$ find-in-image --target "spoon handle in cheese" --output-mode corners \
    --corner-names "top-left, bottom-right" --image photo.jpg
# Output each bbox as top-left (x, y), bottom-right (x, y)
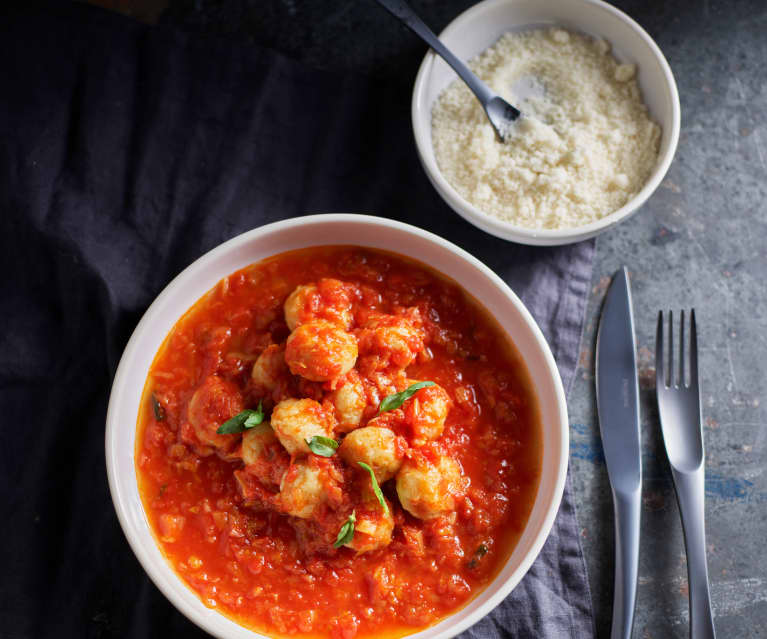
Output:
top-left (374, 0), bottom-right (495, 105)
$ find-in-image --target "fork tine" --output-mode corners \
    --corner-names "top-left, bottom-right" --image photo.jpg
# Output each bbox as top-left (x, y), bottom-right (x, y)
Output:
top-left (690, 309), bottom-right (698, 388)
top-left (668, 310), bottom-right (674, 388)
top-left (679, 309), bottom-right (686, 387)
top-left (656, 311), bottom-right (665, 389)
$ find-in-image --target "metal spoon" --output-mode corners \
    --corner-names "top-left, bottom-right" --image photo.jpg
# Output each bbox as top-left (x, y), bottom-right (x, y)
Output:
top-left (375, 0), bottom-right (522, 141)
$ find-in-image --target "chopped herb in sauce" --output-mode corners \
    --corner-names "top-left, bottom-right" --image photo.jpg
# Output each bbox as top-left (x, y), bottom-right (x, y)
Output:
top-left (467, 543), bottom-right (489, 569)
top-left (151, 393), bottom-right (166, 421)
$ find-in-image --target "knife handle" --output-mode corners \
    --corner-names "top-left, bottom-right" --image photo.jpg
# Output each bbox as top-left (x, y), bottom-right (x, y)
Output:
top-left (610, 487), bottom-right (641, 639)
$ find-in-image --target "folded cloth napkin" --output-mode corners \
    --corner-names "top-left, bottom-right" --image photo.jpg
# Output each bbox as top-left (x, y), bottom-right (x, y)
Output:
top-left (0, 4), bottom-right (595, 637)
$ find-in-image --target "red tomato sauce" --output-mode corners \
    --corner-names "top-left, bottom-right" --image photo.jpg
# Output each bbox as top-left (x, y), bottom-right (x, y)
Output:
top-left (136, 247), bottom-right (542, 638)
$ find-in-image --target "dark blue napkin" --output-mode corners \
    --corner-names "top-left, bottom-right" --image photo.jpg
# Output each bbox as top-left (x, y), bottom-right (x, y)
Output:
top-left (0, 4), bottom-right (595, 637)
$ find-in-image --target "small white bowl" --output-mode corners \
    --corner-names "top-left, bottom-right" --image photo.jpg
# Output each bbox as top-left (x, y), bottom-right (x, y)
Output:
top-left (105, 214), bottom-right (568, 639)
top-left (412, 0), bottom-right (681, 246)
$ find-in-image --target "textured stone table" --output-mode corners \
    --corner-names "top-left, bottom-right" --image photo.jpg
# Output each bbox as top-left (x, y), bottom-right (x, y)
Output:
top-left (95, 0), bottom-right (767, 635)
top-left (567, 2), bottom-right (767, 636)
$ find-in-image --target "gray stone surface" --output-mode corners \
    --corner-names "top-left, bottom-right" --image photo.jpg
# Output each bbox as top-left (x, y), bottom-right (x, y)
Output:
top-left (149, 0), bottom-right (767, 635)
top-left (568, 2), bottom-right (767, 635)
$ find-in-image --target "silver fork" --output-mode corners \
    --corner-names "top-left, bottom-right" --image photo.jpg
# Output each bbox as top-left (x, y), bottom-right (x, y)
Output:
top-left (656, 310), bottom-right (716, 639)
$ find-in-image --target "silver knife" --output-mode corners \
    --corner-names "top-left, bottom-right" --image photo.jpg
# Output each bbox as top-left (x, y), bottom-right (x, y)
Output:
top-left (596, 267), bottom-right (642, 639)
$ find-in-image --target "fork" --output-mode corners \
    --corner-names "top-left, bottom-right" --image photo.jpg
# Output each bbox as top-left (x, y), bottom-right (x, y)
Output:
top-left (656, 310), bottom-right (716, 639)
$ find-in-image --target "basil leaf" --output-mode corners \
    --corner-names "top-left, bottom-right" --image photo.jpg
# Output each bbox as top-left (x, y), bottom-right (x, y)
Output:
top-left (216, 412), bottom-right (249, 434)
top-left (306, 435), bottom-right (339, 457)
top-left (244, 406), bottom-right (265, 428)
top-left (333, 511), bottom-right (356, 549)
top-left (358, 462), bottom-right (388, 514)
top-left (216, 402), bottom-right (265, 434)
top-left (151, 393), bottom-right (166, 421)
top-left (377, 381), bottom-right (436, 415)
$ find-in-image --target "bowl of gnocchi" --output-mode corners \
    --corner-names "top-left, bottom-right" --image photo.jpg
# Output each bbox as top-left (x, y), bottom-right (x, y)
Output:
top-left (106, 214), bottom-right (568, 639)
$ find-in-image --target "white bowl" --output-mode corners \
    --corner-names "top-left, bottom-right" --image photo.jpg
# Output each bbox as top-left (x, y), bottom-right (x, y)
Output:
top-left (412, 0), bottom-right (681, 246)
top-left (105, 214), bottom-right (568, 639)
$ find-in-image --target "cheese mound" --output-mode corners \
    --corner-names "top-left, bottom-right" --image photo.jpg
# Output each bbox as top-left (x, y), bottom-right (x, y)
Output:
top-left (431, 28), bottom-right (661, 230)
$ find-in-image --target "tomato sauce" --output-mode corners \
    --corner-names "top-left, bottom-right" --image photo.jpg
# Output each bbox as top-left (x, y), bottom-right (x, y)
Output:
top-left (136, 247), bottom-right (542, 638)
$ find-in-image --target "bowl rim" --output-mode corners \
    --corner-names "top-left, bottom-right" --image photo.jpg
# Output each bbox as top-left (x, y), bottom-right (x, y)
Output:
top-left (105, 213), bottom-right (569, 639)
top-left (411, 0), bottom-right (681, 245)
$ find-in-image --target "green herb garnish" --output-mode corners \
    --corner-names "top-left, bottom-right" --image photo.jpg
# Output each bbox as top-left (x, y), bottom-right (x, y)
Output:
top-left (216, 402), bottom-right (265, 434)
top-left (358, 462), bottom-right (388, 513)
top-left (333, 511), bottom-right (356, 548)
top-left (306, 435), bottom-right (339, 457)
top-left (151, 393), bottom-right (166, 421)
top-left (467, 543), bottom-right (489, 569)
top-left (377, 381), bottom-right (436, 415)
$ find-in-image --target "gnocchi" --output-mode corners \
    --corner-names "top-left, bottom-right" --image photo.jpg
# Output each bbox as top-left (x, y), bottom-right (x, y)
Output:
top-left (284, 279), bottom-right (354, 331)
top-left (404, 381), bottom-right (451, 445)
top-left (271, 398), bottom-right (336, 456)
top-left (357, 312), bottom-right (425, 370)
top-left (186, 375), bottom-right (244, 452)
top-left (327, 374), bottom-right (367, 432)
top-left (396, 454), bottom-right (463, 520)
top-left (242, 423), bottom-right (277, 465)
top-left (345, 500), bottom-right (394, 553)
top-left (279, 459), bottom-right (328, 519)
top-left (239, 424), bottom-right (291, 489)
top-left (339, 427), bottom-right (404, 483)
top-left (251, 344), bottom-right (288, 392)
top-left (285, 320), bottom-right (358, 382)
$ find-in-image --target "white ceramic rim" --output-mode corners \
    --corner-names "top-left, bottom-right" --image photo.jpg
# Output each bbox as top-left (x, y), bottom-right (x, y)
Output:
top-left (411, 0), bottom-right (682, 245)
top-left (105, 213), bottom-right (569, 639)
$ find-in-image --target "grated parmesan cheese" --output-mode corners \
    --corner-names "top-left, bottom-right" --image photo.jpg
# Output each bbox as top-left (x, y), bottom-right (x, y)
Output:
top-left (431, 28), bottom-right (661, 230)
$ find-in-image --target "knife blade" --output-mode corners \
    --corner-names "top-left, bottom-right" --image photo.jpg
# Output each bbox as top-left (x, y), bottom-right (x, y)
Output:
top-left (596, 266), bottom-right (642, 639)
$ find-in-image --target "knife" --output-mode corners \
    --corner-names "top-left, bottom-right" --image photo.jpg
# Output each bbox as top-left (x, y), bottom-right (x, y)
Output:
top-left (596, 267), bottom-right (642, 639)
